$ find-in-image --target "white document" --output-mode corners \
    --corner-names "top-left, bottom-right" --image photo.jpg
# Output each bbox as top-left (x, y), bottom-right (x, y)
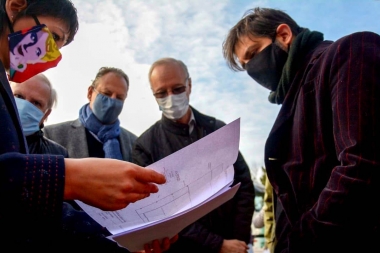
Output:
top-left (112, 183), bottom-right (240, 252)
top-left (76, 118), bottom-right (241, 251)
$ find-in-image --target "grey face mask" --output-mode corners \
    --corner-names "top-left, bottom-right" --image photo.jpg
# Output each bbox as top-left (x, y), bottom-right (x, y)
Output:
top-left (156, 92), bottom-right (189, 120)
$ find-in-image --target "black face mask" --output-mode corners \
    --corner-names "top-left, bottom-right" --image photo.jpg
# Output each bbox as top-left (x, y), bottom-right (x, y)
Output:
top-left (245, 42), bottom-right (288, 91)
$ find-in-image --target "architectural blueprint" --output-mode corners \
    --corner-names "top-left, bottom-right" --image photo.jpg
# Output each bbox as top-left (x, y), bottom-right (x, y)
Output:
top-left (112, 183), bottom-right (240, 251)
top-left (76, 118), bottom-right (241, 250)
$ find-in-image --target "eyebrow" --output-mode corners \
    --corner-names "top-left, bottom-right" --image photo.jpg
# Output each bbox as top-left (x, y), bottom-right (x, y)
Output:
top-left (155, 83), bottom-right (185, 91)
top-left (60, 30), bottom-right (68, 45)
top-left (102, 87), bottom-right (127, 97)
top-left (54, 25), bottom-right (69, 45)
top-left (33, 97), bottom-right (45, 106)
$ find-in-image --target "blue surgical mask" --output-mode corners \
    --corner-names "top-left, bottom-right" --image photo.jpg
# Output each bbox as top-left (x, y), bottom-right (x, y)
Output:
top-left (14, 97), bottom-right (44, 136)
top-left (156, 92), bottom-right (189, 120)
top-left (92, 92), bottom-right (124, 124)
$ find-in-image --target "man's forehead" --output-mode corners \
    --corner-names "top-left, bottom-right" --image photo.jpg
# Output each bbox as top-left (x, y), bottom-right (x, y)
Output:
top-left (95, 74), bottom-right (129, 98)
top-left (152, 64), bottom-right (186, 83)
top-left (23, 79), bottom-right (50, 95)
top-left (98, 73), bottom-right (128, 86)
top-left (20, 74), bottom-right (49, 88)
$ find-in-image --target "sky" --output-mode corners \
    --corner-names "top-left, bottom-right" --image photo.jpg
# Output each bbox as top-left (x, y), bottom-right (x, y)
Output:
top-left (43, 0), bottom-right (380, 180)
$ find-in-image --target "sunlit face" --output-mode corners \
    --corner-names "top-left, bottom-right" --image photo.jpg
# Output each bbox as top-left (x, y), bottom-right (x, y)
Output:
top-left (234, 35), bottom-right (272, 69)
top-left (150, 62), bottom-right (191, 99)
top-left (10, 75), bottom-right (51, 125)
top-left (88, 72), bottom-right (129, 109)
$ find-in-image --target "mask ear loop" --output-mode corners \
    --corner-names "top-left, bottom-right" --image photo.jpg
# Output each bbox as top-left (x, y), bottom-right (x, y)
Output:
top-left (5, 13), bottom-right (14, 33)
top-left (6, 14), bottom-right (40, 34)
top-left (32, 15), bottom-right (40, 26)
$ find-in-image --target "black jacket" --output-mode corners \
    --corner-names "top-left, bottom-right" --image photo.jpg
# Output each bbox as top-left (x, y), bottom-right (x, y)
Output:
top-left (27, 129), bottom-right (68, 157)
top-left (132, 106), bottom-right (255, 253)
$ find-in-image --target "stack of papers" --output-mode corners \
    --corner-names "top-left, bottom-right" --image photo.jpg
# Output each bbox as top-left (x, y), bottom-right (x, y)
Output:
top-left (76, 118), bottom-right (241, 251)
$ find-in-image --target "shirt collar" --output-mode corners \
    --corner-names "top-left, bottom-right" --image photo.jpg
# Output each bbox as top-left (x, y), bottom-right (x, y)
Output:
top-left (188, 108), bottom-right (196, 134)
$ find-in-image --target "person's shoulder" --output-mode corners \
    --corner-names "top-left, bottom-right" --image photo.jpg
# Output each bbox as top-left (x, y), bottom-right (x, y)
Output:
top-left (43, 119), bottom-right (81, 139)
top-left (191, 106), bottom-right (220, 123)
top-left (44, 119), bottom-right (79, 130)
top-left (135, 120), bottom-right (162, 141)
top-left (321, 31), bottom-right (380, 61)
top-left (119, 126), bottom-right (137, 139)
top-left (191, 106), bottom-right (227, 130)
top-left (214, 118), bottom-right (227, 129)
top-left (343, 31), bottom-right (379, 39)
top-left (333, 31), bottom-right (380, 46)
top-left (42, 136), bottom-right (69, 157)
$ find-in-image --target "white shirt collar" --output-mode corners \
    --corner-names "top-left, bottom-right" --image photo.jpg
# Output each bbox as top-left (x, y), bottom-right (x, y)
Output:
top-left (189, 108), bottom-right (196, 134)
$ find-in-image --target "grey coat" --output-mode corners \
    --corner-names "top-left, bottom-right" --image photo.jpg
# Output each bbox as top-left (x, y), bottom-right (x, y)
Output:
top-left (44, 119), bottom-right (137, 161)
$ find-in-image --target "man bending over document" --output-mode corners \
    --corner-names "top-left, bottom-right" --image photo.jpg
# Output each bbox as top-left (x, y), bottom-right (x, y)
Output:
top-left (132, 57), bottom-right (255, 253)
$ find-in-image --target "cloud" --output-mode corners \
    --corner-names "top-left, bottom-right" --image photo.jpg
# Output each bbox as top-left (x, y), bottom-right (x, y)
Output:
top-left (44, 0), bottom-right (380, 173)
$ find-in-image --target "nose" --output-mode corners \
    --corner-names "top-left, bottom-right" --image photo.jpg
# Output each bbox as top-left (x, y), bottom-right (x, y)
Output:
top-left (166, 90), bottom-right (175, 96)
top-left (240, 58), bottom-right (252, 66)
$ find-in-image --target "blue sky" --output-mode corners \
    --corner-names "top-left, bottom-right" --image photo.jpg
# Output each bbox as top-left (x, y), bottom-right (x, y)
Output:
top-left (44, 0), bottom-right (380, 179)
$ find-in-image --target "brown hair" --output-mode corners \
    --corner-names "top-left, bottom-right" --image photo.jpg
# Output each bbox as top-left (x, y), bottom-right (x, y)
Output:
top-left (222, 7), bottom-right (301, 71)
top-left (91, 66), bottom-right (130, 88)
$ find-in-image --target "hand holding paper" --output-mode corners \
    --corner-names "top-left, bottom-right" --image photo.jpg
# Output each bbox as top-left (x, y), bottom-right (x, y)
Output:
top-left (76, 118), bottom-right (242, 251)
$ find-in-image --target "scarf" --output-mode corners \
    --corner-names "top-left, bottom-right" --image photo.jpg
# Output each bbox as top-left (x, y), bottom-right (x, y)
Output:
top-left (268, 29), bottom-right (324, 104)
top-left (79, 103), bottom-right (123, 160)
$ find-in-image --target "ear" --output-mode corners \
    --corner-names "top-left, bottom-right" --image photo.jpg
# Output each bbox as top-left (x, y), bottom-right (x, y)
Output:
top-left (187, 77), bottom-right (192, 95)
top-left (275, 24), bottom-right (293, 48)
top-left (87, 86), bottom-right (94, 101)
top-left (5, 0), bottom-right (28, 22)
top-left (40, 108), bottom-right (51, 125)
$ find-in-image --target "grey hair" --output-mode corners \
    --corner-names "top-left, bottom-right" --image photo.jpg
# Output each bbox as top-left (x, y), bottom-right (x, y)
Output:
top-left (35, 73), bottom-right (57, 109)
top-left (148, 57), bottom-right (190, 85)
top-left (222, 7), bottom-right (301, 71)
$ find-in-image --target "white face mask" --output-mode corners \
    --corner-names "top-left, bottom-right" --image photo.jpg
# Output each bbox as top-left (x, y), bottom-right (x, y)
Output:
top-left (156, 92), bottom-right (189, 120)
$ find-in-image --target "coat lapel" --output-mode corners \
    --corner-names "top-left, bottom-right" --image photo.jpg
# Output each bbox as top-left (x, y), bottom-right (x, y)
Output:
top-left (71, 119), bottom-right (90, 158)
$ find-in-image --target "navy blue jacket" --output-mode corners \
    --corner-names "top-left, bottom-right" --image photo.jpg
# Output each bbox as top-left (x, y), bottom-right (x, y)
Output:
top-left (0, 61), bottom-right (65, 249)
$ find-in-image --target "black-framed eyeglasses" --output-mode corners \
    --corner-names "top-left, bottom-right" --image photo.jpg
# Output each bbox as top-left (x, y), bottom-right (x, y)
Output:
top-left (153, 78), bottom-right (189, 99)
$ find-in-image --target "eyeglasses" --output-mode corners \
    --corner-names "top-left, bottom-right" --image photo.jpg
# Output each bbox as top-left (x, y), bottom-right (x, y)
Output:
top-left (153, 79), bottom-right (189, 99)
